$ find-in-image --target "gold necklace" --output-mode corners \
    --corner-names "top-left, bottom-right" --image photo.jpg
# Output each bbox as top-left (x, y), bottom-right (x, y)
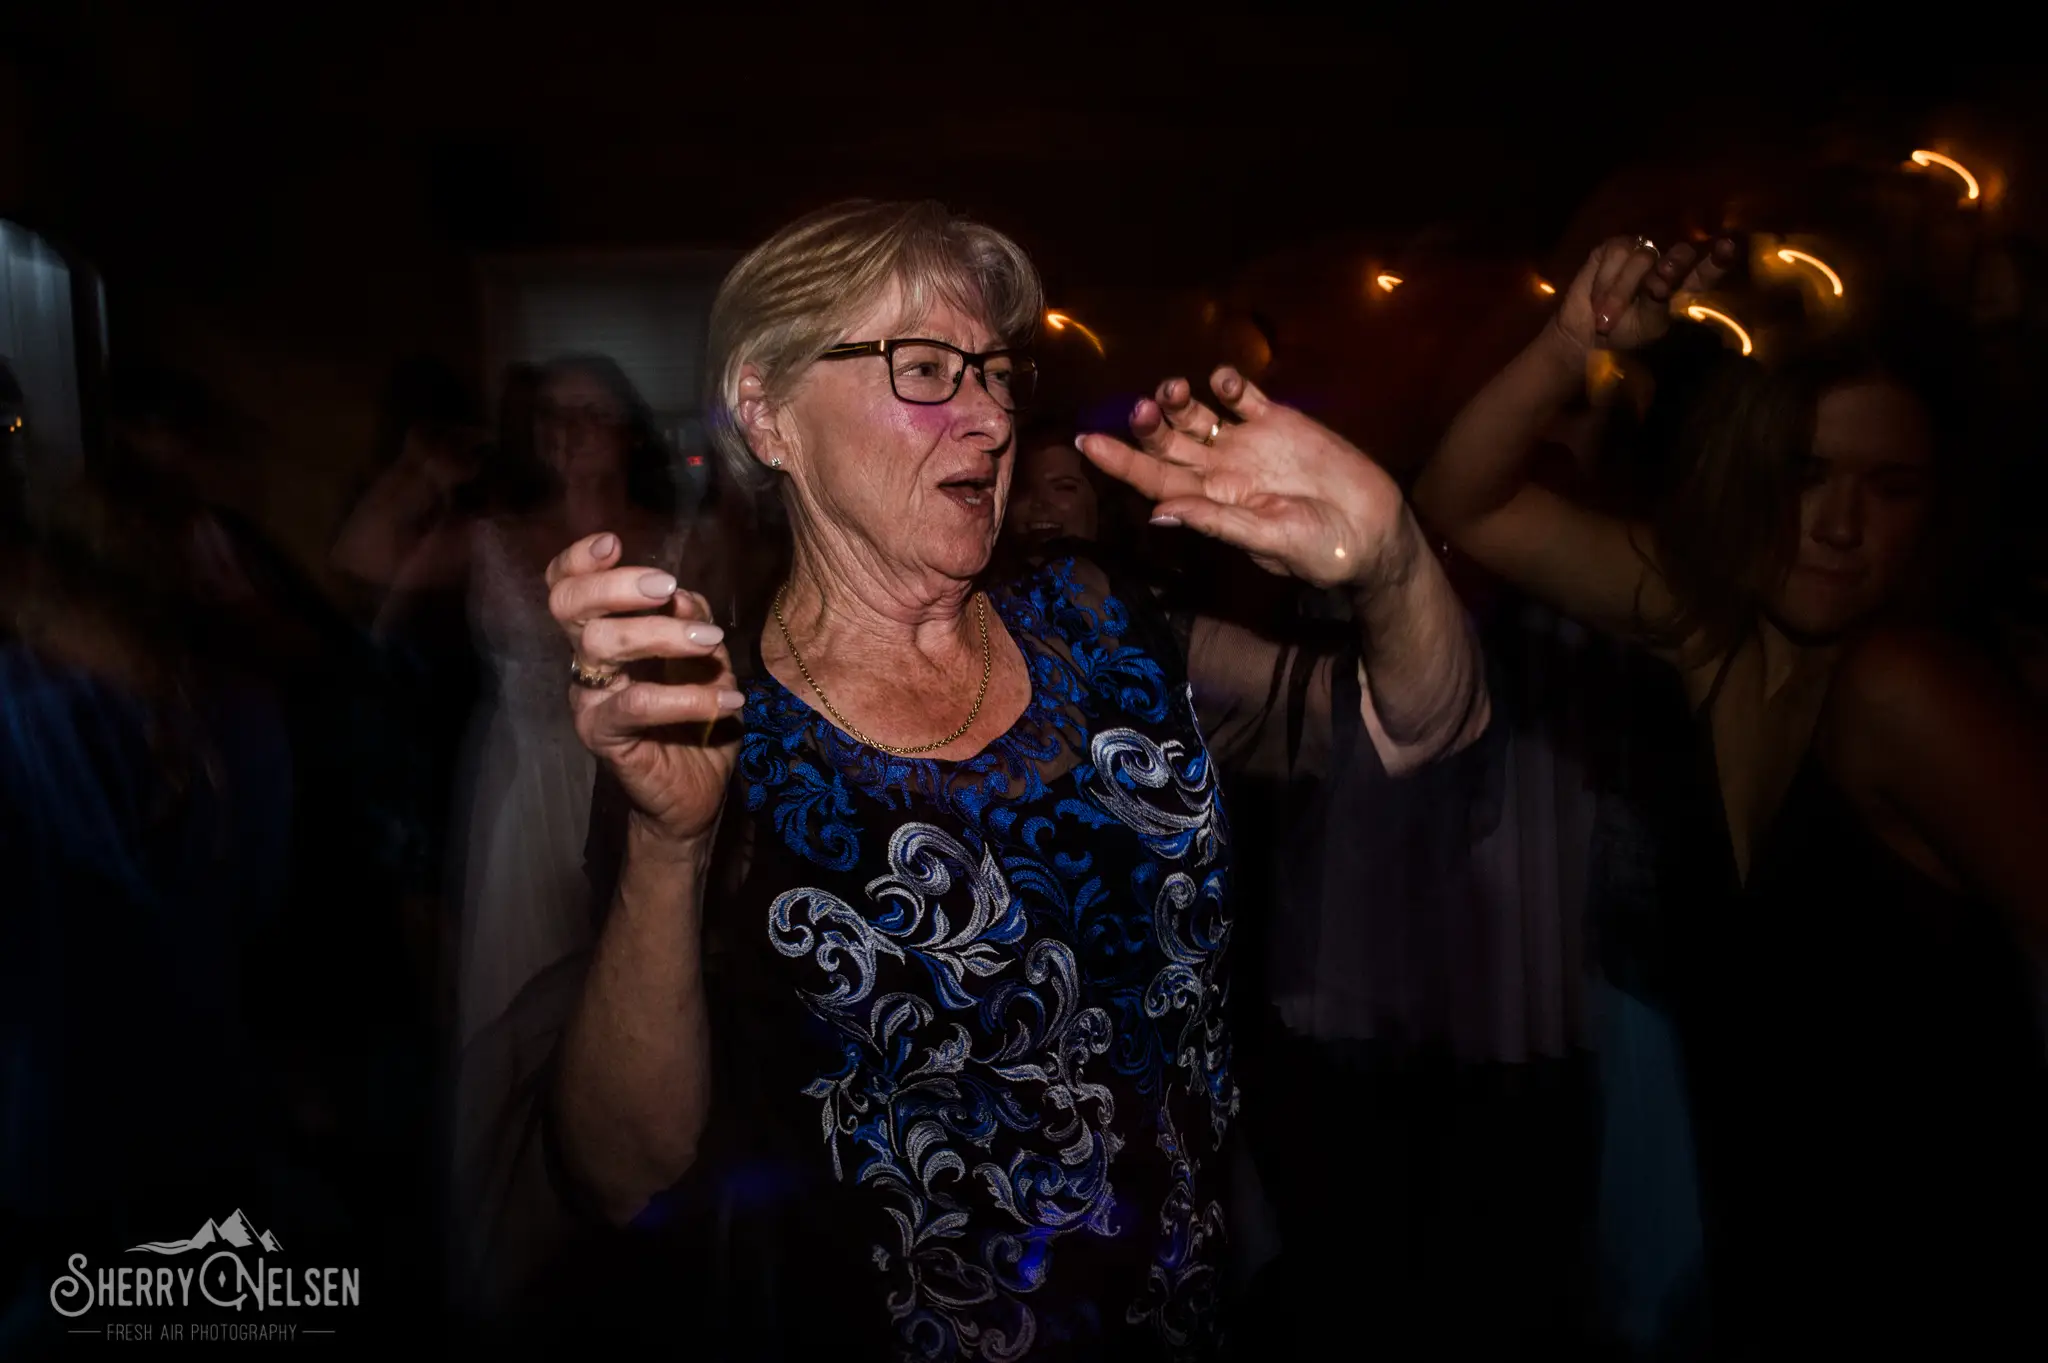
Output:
top-left (772, 585), bottom-right (991, 756)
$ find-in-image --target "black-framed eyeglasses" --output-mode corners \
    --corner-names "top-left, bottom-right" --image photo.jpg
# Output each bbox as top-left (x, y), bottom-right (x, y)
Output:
top-left (819, 338), bottom-right (1037, 412)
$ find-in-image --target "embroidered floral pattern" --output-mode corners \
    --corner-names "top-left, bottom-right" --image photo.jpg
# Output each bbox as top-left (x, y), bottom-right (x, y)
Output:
top-left (737, 560), bottom-right (1237, 1360)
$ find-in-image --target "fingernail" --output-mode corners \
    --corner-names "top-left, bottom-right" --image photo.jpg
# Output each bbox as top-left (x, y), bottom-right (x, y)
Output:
top-left (1595, 311), bottom-right (1613, 331)
top-left (592, 533), bottom-right (618, 558)
top-left (1132, 401), bottom-right (1147, 422)
top-left (716, 689), bottom-right (746, 712)
top-left (686, 624), bottom-right (724, 646)
top-left (1150, 514), bottom-right (1183, 528)
top-left (639, 571), bottom-right (677, 598)
top-left (1073, 435), bottom-right (1088, 451)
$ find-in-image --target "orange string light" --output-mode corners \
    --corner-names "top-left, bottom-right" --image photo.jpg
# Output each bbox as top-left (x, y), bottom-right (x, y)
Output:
top-left (1686, 305), bottom-right (1754, 355)
top-left (1043, 311), bottom-right (1104, 355)
top-left (1777, 248), bottom-right (1844, 297)
top-left (1910, 150), bottom-right (1981, 202)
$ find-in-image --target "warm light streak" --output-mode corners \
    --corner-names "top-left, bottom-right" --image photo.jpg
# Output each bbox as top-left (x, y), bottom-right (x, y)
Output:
top-left (1375, 273), bottom-right (1403, 292)
top-left (1586, 349), bottom-right (1626, 398)
top-left (1777, 248), bottom-right (1844, 297)
top-left (1687, 305), bottom-right (1754, 355)
top-left (1536, 279), bottom-right (1556, 295)
top-left (1911, 149), bottom-right (1980, 201)
top-left (1043, 311), bottom-right (1104, 355)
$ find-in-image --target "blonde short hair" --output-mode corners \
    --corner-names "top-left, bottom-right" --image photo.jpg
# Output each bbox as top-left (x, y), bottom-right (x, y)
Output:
top-left (704, 200), bottom-right (1044, 493)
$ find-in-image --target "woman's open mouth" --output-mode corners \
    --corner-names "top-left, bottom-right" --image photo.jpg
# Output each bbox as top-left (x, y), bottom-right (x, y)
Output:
top-left (938, 475), bottom-right (995, 510)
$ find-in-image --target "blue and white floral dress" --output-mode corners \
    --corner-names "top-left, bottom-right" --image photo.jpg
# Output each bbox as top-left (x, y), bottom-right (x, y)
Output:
top-left (666, 556), bottom-right (1239, 1362)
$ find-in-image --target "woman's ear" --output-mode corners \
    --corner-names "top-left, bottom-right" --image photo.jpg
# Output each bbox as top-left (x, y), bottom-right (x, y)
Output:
top-left (736, 368), bottom-right (791, 472)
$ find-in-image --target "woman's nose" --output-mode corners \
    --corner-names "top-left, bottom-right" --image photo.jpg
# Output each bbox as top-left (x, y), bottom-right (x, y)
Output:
top-left (952, 368), bottom-right (1012, 436)
top-left (1812, 478), bottom-right (1864, 549)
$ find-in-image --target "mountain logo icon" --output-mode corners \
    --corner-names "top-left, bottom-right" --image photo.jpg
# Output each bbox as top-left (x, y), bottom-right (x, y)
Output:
top-left (127, 1210), bottom-right (284, 1256)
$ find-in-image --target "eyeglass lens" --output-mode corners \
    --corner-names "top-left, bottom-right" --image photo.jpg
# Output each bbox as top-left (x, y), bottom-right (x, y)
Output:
top-left (888, 343), bottom-right (1036, 410)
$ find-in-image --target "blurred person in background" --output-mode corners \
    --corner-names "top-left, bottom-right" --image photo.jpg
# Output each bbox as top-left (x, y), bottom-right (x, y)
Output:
top-left (1418, 234), bottom-right (2048, 1356)
top-left (337, 354), bottom-right (689, 1047)
top-left (334, 353), bottom-right (715, 1318)
top-left (1, 360), bottom-right (298, 1355)
top-left (334, 357), bottom-right (494, 1023)
top-left (996, 416), bottom-right (1180, 598)
top-left (1224, 253), bottom-right (1714, 1360)
top-left (1003, 420), bottom-right (1110, 550)
top-left (99, 364), bottom-right (348, 673)
top-left (339, 357), bottom-right (491, 624)
top-left (96, 362), bottom-right (436, 1324)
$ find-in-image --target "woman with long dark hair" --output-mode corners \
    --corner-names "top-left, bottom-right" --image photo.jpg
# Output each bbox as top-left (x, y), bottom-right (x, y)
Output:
top-left (1415, 235), bottom-right (2048, 1356)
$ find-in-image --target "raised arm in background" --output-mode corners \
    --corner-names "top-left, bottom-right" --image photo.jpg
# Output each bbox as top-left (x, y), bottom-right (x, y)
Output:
top-left (1413, 235), bottom-right (1737, 647)
top-left (330, 426), bottom-right (479, 591)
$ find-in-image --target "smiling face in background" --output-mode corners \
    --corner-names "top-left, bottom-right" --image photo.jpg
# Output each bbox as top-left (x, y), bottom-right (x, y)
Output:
top-left (1767, 379), bottom-right (1937, 638)
top-left (1005, 440), bottom-right (1100, 549)
top-left (771, 287), bottom-right (1016, 587)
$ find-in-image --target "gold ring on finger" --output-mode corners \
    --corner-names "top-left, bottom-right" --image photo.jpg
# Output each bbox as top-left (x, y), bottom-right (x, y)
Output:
top-left (1192, 419), bottom-right (1220, 447)
top-left (569, 656), bottom-right (619, 689)
top-left (1633, 235), bottom-right (1657, 254)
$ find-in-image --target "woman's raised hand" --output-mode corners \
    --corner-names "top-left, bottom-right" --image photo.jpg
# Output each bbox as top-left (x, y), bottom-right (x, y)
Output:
top-left (1077, 368), bottom-right (1410, 590)
top-left (1554, 234), bottom-right (1741, 357)
top-left (546, 532), bottom-right (744, 851)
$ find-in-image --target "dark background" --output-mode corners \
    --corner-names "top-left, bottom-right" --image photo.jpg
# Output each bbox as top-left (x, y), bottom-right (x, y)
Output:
top-left (7, 7), bottom-right (2041, 590)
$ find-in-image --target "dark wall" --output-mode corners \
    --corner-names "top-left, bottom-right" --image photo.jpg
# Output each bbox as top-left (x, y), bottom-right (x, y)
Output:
top-left (5, 5), bottom-right (2038, 585)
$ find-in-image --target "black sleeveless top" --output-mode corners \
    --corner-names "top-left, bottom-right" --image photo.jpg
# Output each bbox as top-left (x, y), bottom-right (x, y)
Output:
top-left (633, 557), bottom-right (1239, 1362)
top-left (1659, 657), bottom-right (2048, 1355)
